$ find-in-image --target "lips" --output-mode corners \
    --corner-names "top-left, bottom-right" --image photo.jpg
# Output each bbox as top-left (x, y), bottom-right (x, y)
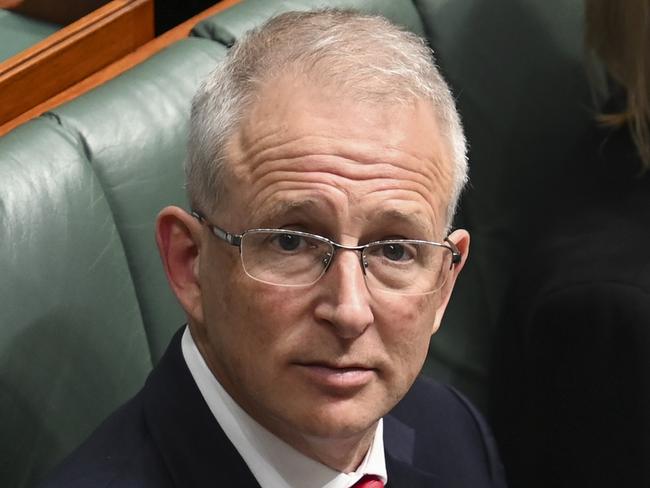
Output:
top-left (295, 361), bottom-right (377, 391)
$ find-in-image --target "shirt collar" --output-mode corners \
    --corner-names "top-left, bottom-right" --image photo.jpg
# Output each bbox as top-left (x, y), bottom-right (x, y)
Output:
top-left (181, 326), bottom-right (387, 488)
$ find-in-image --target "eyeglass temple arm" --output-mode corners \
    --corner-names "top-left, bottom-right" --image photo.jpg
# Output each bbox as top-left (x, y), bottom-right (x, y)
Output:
top-left (191, 209), bottom-right (242, 247)
top-left (444, 237), bottom-right (462, 265)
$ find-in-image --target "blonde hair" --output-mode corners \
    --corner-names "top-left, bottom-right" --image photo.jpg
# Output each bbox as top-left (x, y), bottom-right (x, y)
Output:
top-left (585, 0), bottom-right (650, 170)
top-left (186, 9), bottom-right (467, 229)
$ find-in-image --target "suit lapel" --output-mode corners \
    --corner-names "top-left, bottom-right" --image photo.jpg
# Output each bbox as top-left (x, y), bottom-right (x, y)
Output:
top-left (384, 413), bottom-right (441, 487)
top-left (142, 328), bottom-right (260, 487)
top-left (385, 454), bottom-right (442, 488)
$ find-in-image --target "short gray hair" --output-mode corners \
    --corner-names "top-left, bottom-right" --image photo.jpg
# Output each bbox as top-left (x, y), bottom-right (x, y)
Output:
top-left (186, 9), bottom-right (467, 229)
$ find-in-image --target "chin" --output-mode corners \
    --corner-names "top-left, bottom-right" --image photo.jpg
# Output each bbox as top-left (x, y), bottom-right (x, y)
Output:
top-left (289, 399), bottom-right (384, 440)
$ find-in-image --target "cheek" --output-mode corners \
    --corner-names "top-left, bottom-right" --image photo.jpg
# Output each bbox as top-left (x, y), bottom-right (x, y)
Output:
top-left (379, 294), bottom-right (439, 374)
top-left (219, 280), bottom-right (312, 355)
top-left (202, 250), bottom-right (240, 323)
top-left (249, 286), bottom-right (315, 344)
top-left (200, 251), bottom-right (262, 360)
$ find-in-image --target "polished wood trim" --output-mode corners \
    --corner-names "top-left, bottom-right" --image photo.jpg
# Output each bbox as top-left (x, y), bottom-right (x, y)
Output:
top-left (0, 0), bottom-right (240, 136)
top-left (0, 0), bottom-right (154, 128)
top-left (5, 0), bottom-right (111, 26)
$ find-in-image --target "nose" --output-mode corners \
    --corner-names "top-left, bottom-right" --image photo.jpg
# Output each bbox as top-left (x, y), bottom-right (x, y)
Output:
top-left (313, 248), bottom-right (374, 339)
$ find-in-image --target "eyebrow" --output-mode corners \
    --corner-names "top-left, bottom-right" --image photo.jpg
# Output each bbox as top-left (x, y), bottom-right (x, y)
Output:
top-left (371, 208), bottom-right (435, 238)
top-left (253, 200), bottom-right (436, 237)
top-left (251, 199), bottom-right (324, 226)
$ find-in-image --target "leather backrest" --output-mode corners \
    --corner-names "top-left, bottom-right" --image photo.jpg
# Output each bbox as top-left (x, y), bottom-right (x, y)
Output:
top-left (0, 118), bottom-right (152, 487)
top-left (48, 38), bottom-right (229, 361)
top-left (191, 0), bottom-right (426, 43)
top-left (0, 9), bottom-right (59, 62)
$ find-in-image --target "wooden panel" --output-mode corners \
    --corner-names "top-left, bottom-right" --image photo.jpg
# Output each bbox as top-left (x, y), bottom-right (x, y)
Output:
top-left (4, 0), bottom-right (112, 26)
top-left (0, 0), bottom-right (240, 137)
top-left (0, 0), bottom-right (154, 126)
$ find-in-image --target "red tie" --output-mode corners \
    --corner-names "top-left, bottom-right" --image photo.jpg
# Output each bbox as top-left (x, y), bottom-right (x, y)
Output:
top-left (351, 474), bottom-right (384, 488)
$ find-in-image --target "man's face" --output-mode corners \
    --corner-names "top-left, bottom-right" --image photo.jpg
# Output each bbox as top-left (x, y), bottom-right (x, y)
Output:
top-left (194, 77), bottom-right (465, 452)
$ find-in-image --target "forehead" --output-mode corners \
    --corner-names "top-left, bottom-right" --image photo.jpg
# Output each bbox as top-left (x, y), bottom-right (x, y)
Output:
top-left (224, 76), bottom-right (454, 234)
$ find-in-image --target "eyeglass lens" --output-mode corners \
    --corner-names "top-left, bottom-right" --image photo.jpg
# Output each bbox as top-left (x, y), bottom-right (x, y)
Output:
top-left (239, 230), bottom-right (453, 294)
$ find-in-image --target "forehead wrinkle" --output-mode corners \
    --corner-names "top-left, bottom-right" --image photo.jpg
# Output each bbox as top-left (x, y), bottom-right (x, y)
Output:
top-left (246, 166), bottom-right (440, 214)
top-left (245, 153), bottom-right (444, 199)
top-left (236, 91), bottom-right (441, 164)
top-left (230, 121), bottom-right (454, 231)
top-left (242, 162), bottom-right (448, 232)
top-left (235, 129), bottom-right (444, 179)
top-left (250, 161), bottom-right (447, 207)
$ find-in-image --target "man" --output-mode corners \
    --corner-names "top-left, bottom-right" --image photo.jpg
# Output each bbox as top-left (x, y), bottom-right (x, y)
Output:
top-left (42, 9), bottom-right (505, 488)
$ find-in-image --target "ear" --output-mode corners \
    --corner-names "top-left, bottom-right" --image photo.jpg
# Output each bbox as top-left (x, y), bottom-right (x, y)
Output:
top-left (431, 228), bottom-right (470, 334)
top-left (155, 206), bottom-right (205, 325)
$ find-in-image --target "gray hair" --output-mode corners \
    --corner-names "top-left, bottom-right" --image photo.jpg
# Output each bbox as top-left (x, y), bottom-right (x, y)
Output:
top-left (186, 9), bottom-right (467, 229)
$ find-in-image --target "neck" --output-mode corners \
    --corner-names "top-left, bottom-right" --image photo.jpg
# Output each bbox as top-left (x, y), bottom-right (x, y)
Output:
top-left (282, 423), bottom-right (378, 473)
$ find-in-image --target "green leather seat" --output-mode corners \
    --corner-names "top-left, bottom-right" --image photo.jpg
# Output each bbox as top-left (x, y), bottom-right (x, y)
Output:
top-left (1, 37), bottom-right (226, 487)
top-left (48, 38), bottom-right (228, 361)
top-left (191, 0), bottom-right (427, 42)
top-left (0, 9), bottom-right (59, 62)
top-left (0, 118), bottom-right (151, 487)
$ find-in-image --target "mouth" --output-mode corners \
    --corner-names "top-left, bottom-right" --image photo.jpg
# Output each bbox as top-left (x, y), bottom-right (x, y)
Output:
top-left (294, 362), bottom-right (377, 391)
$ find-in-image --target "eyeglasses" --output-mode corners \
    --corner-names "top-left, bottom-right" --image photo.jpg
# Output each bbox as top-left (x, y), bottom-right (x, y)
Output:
top-left (192, 209), bottom-right (461, 295)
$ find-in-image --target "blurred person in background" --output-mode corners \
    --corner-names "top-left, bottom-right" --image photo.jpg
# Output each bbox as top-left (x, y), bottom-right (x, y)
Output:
top-left (490, 1), bottom-right (650, 487)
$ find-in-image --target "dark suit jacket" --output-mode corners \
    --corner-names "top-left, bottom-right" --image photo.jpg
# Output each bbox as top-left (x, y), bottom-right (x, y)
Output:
top-left (41, 327), bottom-right (506, 488)
top-left (490, 115), bottom-right (650, 487)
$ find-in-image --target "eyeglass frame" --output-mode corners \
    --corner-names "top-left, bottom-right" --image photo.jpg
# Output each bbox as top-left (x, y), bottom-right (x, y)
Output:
top-left (191, 209), bottom-right (462, 291)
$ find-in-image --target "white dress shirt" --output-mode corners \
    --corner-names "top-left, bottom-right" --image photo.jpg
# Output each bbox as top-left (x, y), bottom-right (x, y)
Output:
top-left (181, 326), bottom-right (388, 488)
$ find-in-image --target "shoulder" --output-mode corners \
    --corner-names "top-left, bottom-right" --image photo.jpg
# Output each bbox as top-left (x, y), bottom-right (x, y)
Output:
top-left (390, 376), bottom-right (498, 451)
top-left (517, 233), bottom-right (650, 339)
top-left (512, 190), bottom-right (650, 322)
top-left (38, 394), bottom-right (172, 488)
top-left (386, 376), bottom-right (506, 487)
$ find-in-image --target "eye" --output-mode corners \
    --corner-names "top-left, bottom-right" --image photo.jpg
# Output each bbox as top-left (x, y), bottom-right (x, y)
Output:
top-left (381, 243), bottom-right (411, 261)
top-left (273, 233), bottom-right (304, 251)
